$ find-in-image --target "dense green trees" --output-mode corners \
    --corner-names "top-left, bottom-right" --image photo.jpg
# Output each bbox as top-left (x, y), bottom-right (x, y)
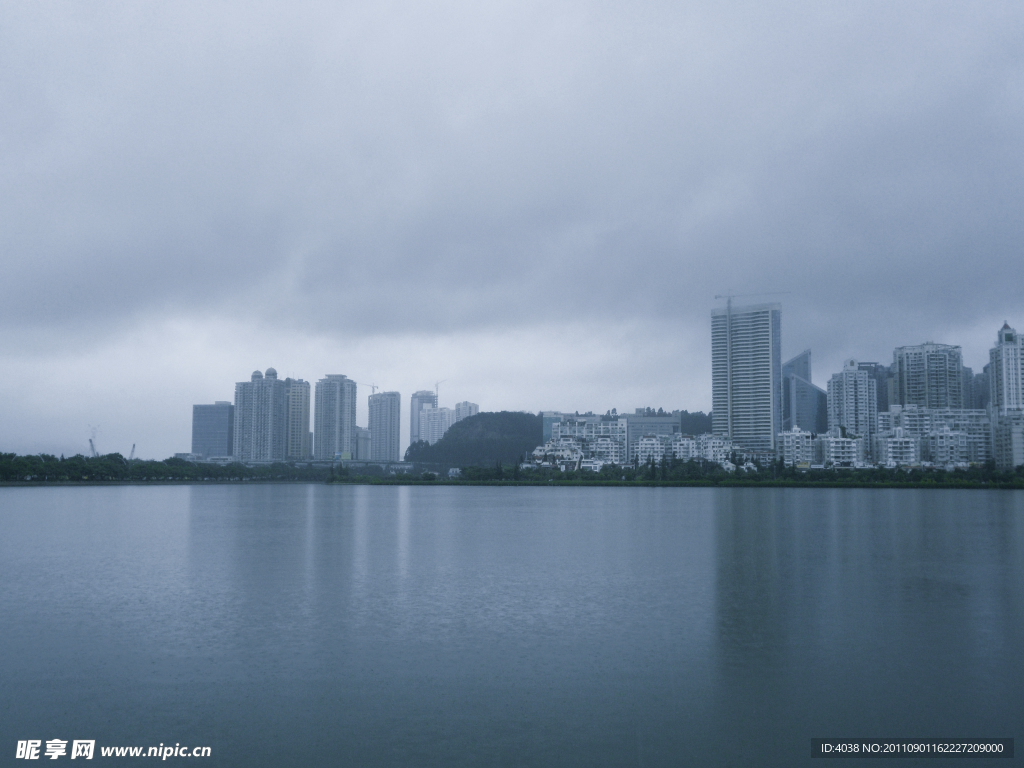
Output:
top-left (403, 411), bottom-right (542, 467)
top-left (4, 449), bottom-right (1024, 489)
top-left (0, 453), bottom-right (331, 483)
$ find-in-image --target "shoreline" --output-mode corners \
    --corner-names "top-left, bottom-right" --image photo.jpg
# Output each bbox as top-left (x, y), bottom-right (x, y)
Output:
top-left (3, 477), bottom-right (1023, 490)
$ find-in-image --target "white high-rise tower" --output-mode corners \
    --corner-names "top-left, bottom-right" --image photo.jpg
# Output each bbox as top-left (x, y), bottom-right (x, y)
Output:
top-left (990, 323), bottom-right (1023, 415)
top-left (711, 301), bottom-right (782, 453)
top-left (314, 375), bottom-right (357, 460)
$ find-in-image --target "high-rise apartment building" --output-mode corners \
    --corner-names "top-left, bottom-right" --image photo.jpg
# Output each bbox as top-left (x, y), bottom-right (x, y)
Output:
top-left (711, 301), bottom-right (782, 452)
top-left (454, 401), bottom-right (479, 422)
top-left (409, 390), bottom-right (437, 445)
top-left (314, 375), bottom-right (357, 460)
top-left (233, 368), bottom-right (288, 462)
top-left (893, 343), bottom-right (963, 409)
top-left (191, 401), bottom-right (234, 458)
top-left (989, 323), bottom-right (1023, 415)
top-left (284, 378), bottom-right (311, 460)
top-left (369, 391), bottom-right (401, 461)
top-left (855, 361), bottom-right (892, 414)
top-left (827, 359), bottom-right (878, 442)
top-left (419, 406), bottom-right (456, 445)
top-left (974, 368), bottom-right (991, 410)
top-left (782, 350), bottom-right (827, 434)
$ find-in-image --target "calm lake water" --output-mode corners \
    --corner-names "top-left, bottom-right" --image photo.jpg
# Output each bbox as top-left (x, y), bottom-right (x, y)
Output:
top-left (1, 485), bottom-right (1021, 766)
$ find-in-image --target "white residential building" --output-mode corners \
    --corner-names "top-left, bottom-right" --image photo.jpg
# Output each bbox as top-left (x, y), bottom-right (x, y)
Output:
top-left (552, 418), bottom-right (628, 464)
top-left (877, 406), bottom-right (990, 463)
top-left (368, 391), bottom-right (401, 462)
top-left (873, 427), bottom-right (920, 467)
top-left (419, 406), bottom-right (457, 445)
top-left (454, 401), bottom-right (479, 422)
top-left (815, 435), bottom-right (864, 467)
top-left (777, 427), bottom-right (815, 466)
top-left (893, 342), bottom-right (964, 409)
top-left (827, 359), bottom-right (878, 444)
top-left (635, 435), bottom-right (672, 465)
top-left (670, 435), bottom-right (697, 460)
top-left (314, 374), bottom-right (357, 461)
top-left (989, 323), bottom-right (1023, 415)
top-left (234, 368), bottom-right (288, 462)
top-left (711, 301), bottom-right (782, 453)
top-left (925, 427), bottom-right (969, 466)
top-left (698, 433), bottom-right (733, 464)
top-left (993, 411), bottom-right (1024, 470)
top-left (284, 378), bottom-right (311, 461)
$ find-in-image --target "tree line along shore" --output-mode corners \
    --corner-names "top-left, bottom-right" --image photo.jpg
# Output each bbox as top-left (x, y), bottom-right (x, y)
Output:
top-left (4, 451), bottom-right (1024, 490)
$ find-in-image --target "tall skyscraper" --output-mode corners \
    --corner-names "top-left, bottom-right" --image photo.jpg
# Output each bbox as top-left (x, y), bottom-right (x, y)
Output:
top-left (192, 401), bottom-right (234, 458)
top-left (782, 350), bottom-right (827, 434)
top-left (827, 359), bottom-right (878, 442)
top-left (893, 342), bottom-right (963, 409)
top-left (234, 368), bottom-right (288, 462)
top-left (711, 301), bottom-right (782, 452)
top-left (369, 391), bottom-right (401, 462)
top-left (284, 378), bottom-right (311, 460)
top-left (409, 390), bottom-right (437, 445)
top-left (989, 323), bottom-right (1022, 415)
top-left (314, 375), bottom-right (357, 460)
top-left (454, 401), bottom-right (479, 422)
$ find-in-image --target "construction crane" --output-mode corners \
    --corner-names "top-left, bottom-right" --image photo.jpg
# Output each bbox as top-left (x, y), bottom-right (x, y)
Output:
top-left (358, 382), bottom-right (379, 395)
top-left (88, 426), bottom-right (99, 457)
top-left (435, 379), bottom-right (448, 402)
top-left (128, 444), bottom-right (135, 461)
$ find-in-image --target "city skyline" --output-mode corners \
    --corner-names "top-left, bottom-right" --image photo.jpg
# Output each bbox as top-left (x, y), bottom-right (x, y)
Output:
top-left (8, 314), bottom-right (1024, 460)
top-left (3, 4), bottom-right (1024, 459)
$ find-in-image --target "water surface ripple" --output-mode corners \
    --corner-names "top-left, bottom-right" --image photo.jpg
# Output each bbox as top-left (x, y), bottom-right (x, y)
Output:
top-left (1, 485), bottom-right (1020, 766)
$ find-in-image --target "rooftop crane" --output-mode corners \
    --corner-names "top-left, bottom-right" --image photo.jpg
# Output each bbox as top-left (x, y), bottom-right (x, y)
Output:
top-left (435, 379), bottom-right (448, 402)
top-left (358, 382), bottom-right (379, 395)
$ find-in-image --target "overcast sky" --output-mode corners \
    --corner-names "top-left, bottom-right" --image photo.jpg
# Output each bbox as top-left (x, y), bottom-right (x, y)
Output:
top-left (2, 1), bottom-right (1023, 459)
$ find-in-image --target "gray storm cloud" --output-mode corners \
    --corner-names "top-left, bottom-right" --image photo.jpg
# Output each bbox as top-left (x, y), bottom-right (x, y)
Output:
top-left (1, 0), bottom-right (1023, 455)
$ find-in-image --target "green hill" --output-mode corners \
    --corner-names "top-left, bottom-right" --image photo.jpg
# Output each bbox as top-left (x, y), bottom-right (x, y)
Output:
top-left (404, 411), bottom-right (542, 466)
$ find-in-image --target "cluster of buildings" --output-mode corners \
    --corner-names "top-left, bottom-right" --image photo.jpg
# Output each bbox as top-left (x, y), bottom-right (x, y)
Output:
top-left (715, 303), bottom-right (1024, 471)
top-left (185, 371), bottom-right (478, 464)
top-left (184, 305), bottom-right (1024, 475)
top-left (528, 304), bottom-right (1024, 473)
top-left (529, 411), bottom-right (736, 472)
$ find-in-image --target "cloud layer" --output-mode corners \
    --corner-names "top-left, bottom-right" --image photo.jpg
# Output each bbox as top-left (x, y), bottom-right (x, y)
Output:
top-left (2, 1), bottom-right (1023, 457)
